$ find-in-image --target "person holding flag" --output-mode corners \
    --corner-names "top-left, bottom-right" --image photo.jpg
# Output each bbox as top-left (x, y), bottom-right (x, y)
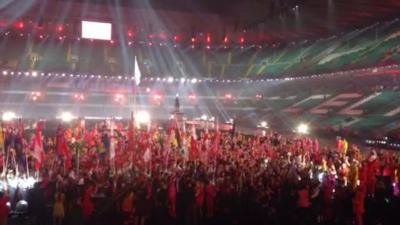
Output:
top-left (56, 124), bottom-right (72, 171)
top-left (109, 119), bottom-right (116, 172)
top-left (32, 121), bottom-right (45, 172)
top-left (212, 118), bottom-right (220, 158)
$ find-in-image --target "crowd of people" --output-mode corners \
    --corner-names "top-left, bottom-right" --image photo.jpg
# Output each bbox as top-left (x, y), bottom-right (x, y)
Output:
top-left (0, 118), bottom-right (399, 225)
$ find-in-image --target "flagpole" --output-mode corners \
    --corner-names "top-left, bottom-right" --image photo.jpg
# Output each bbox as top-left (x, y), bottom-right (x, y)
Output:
top-left (75, 121), bottom-right (80, 176)
top-left (0, 120), bottom-right (2, 177)
top-left (3, 146), bottom-right (9, 178)
top-left (0, 119), bottom-right (6, 177)
top-left (110, 119), bottom-right (113, 174)
top-left (133, 55), bottom-right (140, 117)
top-left (76, 142), bottom-right (80, 176)
top-left (25, 147), bottom-right (29, 178)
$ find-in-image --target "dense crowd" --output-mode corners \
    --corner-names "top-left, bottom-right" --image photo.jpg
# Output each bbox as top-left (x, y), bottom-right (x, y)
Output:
top-left (0, 119), bottom-right (399, 225)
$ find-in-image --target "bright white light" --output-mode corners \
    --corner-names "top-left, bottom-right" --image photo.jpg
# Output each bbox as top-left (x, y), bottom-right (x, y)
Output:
top-left (297, 123), bottom-right (309, 134)
top-left (8, 178), bottom-right (18, 189)
top-left (2, 71), bottom-right (8, 75)
top-left (25, 177), bottom-right (36, 187)
top-left (136, 111), bottom-right (151, 125)
top-left (2, 111), bottom-right (16, 121)
top-left (31, 71), bottom-right (38, 77)
top-left (260, 121), bottom-right (268, 127)
top-left (201, 114), bottom-right (208, 120)
top-left (18, 200), bottom-right (28, 206)
top-left (168, 76), bottom-right (174, 83)
top-left (318, 173), bottom-right (324, 182)
top-left (7, 177), bottom-right (37, 189)
top-left (81, 21), bottom-right (112, 41)
top-left (191, 78), bottom-right (198, 84)
top-left (180, 78), bottom-right (186, 83)
top-left (60, 112), bottom-right (74, 123)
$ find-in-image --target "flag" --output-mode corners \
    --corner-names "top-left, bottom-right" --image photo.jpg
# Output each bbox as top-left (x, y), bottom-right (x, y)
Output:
top-left (128, 112), bottom-right (136, 152)
top-left (191, 124), bottom-right (197, 140)
top-left (77, 118), bottom-right (86, 141)
top-left (174, 118), bottom-right (181, 149)
top-left (165, 120), bottom-right (177, 154)
top-left (212, 131), bottom-right (220, 157)
top-left (32, 121), bottom-right (45, 170)
top-left (56, 125), bottom-right (72, 170)
top-left (110, 120), bottom-right (115, 160)
top-left (16, 119), bottom-right (25, 161)
top-left (231, 118), bottom-right (236, 138)
top-left (190, 136), bottom-right (198, 161)
top-left (134, 56), bottom-right (142, 86)
top-left (143, 147), bottom-right (151, 163)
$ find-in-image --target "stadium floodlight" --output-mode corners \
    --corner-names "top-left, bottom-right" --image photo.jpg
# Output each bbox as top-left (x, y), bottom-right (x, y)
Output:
top-left (201, 114), bottom-right (208, 121)
top-left (2, 111), bottom-right (16, 121)
top-left (297, 123), bottom-right (309, 134)
top-left (60, 112), bottom-right (74, 123)
top-left (260, 121), bottom-right (268, 128)
top-left (136, 111), bottom-right (151, 125)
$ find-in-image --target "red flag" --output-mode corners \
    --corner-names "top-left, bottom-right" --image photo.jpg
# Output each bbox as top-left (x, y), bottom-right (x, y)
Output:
top-left (32, 121), bottom-right (45, 170)
top-left (212, 130), bottom-right (220, 157)
top-left (56, 125), bottom-right (72, 170)
top-left (128, 112), bottom-right (136, 152)
top-left (212, 119), bottom-right (221, 156)
top-left (190, 136), bottom-right (198, 161)
top-left (110, 120), bottom-right (116, 160)
top-left (74, 119), bottom-right (85, 141)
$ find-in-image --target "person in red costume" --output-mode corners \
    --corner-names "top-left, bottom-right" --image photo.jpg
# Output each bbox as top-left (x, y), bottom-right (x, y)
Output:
top-left (297, 183), bottom-right (311, 225)
top-left (168, 177), bottom-right (177, 218)
top-left (195, 180), bottom-right (206, 224)
top-left (83, 183), bottom-right (96, 220)
top-left (366, 150), bottom-right (380, 197)
top-left (358, 161), bottom-right (368, 189)
top-left (0, 191), bottom-right (10, 225)
top-left (322, 177), bottom-right (335, 222)
top-left (353, 186), bottom-right (366, 225)
top-left (205, 180), bottom-right (217, 218)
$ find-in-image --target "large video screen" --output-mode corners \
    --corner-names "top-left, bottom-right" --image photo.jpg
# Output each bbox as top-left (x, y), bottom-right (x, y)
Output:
top-left (81, 21), bottom-right (112, 40)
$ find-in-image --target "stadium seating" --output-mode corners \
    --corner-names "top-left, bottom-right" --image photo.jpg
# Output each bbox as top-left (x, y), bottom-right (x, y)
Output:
top-left (1, 21), bottom-right (400, 78)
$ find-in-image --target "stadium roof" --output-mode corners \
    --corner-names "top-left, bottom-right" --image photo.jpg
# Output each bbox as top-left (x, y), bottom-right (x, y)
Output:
top-left (1, 0), bottom-right (400, 42)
